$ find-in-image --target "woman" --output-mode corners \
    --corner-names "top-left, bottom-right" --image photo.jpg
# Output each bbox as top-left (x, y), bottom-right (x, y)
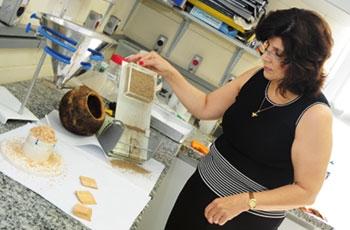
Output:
top-left (128, 8), bottom-right (333, 230)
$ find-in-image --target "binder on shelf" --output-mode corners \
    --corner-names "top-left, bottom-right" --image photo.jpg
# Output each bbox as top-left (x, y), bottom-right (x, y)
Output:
top-left (190, 6), bottom-right (223, 29)
top-left (187, 0), bottom-right (268, 34)
top-left (187, 0), bottom-right (245, 33)
top-left (190, 6), bottom-right (238, 38)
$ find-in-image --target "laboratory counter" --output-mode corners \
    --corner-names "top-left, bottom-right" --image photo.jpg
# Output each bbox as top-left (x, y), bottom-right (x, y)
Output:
top-left (0, 79), bottom-right (333, 230)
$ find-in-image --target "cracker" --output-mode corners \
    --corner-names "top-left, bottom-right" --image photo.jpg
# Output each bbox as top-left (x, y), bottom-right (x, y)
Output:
top-left (80, 176), bottom-right (98, 189)
top-left (76, 190), bottom-right (97, 205)
top-left (73, 203), bottom-right (92, 221)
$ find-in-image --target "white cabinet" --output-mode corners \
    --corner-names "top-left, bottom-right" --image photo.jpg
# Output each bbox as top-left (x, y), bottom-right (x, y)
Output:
top-left (137, 155), bottom-right (197, 230)
top-left (279, 212), bottom-right (318, 230)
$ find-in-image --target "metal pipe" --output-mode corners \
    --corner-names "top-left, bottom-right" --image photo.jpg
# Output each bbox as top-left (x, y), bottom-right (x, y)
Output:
top-left (121, 0), bottom-right (140, 31)
top-left (165, 17), bottom-right (190, 57)
top-left (59, 0), bottom-right (71, 18)
top-left (18, 52), bottom-right (47, 115)
top-left (101, 0), bottom-right (116, 26)
top-left (219, 48), bottom-right (244, 86)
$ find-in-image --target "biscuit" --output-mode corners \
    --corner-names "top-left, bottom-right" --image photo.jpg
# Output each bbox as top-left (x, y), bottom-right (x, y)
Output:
top-left (80, 176), bottom-right (98, 189)
top-left (76, 190), bottom-right (97, 205)
top-left (73, 203), bottom-right (92, 221)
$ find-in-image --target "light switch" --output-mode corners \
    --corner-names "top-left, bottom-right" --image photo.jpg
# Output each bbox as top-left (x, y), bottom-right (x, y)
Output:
top-left (188, 55), bottom-right (202, 73)
top-left (153, 35), bottom-right (168, 53)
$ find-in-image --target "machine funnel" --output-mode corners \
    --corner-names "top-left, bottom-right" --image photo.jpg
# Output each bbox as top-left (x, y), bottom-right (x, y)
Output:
top-left (38, 12), bottom-right (117, 88)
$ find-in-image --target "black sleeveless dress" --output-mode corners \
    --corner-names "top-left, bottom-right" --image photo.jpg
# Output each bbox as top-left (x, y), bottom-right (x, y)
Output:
top-left (165, 69), bottom-right (329, 230)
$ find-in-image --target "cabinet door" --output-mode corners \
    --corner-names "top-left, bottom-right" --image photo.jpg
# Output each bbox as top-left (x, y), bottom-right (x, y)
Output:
top-left (279, 213), bottom-right (316, 230)
top-left (137, 156), bottom-right (197, 230)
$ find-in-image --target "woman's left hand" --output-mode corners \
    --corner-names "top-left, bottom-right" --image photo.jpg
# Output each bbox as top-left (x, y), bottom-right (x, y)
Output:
top-left (204, 194), bottom-right (248, 226)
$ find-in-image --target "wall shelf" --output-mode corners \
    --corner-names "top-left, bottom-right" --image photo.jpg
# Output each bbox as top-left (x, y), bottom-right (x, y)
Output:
top-left (122, 0), bottom-right (261, 87)
top-left (0, 23), bottom-right (45, 48)
top-left (154, 0), bottom-right (260, 55)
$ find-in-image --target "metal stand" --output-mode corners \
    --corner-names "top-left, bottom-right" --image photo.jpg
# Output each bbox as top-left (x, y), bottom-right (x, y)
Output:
top-left (0, 51), bottom-right (47, 124)
top-left (0, 87), bottom-right (39, 124)
top-left (18, 52), bottom-right (47, 114)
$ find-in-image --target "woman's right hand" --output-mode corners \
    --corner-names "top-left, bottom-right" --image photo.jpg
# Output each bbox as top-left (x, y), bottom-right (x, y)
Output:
top-left (126, 51), bottom-right (177, 80)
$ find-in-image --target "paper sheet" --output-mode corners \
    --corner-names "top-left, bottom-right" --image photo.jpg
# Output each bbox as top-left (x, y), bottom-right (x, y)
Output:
top-left (0, 86), bottom-right (38, 124)
top-left (0, 123), bottom-right (151, 230)
top-left (44, 110), bottom-right (165, 194)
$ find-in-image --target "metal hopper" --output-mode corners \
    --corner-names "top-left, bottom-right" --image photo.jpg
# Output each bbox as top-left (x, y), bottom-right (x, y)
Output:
top-left (37, 12), bottom-right (117, 88)
top-left (5, 12), bottom-right (117, 123)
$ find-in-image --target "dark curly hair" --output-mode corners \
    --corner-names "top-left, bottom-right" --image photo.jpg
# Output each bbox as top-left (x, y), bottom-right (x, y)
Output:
top-left (254, 8), bottom-right (333, 97)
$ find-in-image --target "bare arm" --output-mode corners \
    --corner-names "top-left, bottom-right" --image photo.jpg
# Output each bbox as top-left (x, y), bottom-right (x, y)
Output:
top-left (127, 51), bottom-right (259, 120)
top-left (204, 104), bottom-right (333, 225)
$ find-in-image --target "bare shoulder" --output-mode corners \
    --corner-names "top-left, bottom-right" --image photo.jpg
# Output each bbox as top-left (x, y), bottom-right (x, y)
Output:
top-left (297, 102), bottom-right (333, 133)
top-left (300, 103), bottom-right (332, 124)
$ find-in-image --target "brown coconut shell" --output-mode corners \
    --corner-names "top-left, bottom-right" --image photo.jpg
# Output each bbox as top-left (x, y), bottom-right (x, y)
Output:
top-left (59, 85), bottom-right (105, 136)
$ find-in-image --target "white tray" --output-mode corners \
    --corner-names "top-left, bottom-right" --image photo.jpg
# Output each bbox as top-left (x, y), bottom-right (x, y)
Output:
top-left (0, 86), bottom-right (38, 124)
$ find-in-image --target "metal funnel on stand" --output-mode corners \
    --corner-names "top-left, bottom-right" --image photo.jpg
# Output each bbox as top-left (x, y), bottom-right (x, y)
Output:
top-left (38, 12), bottom-right (117, 88)
top-left (0, 12), bottom-right (117, 124)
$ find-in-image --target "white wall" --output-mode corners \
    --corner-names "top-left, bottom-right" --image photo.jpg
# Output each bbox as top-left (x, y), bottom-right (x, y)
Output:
top-left (122, 0), bottom-right (350, 85)
top-left (311, 117), bottom-right (350, 230)
top-left (0, 0), bottom-right (137, 84)
top-left (123, 1), bottom-right (262, 86)
top-left (1, 0), bottom-right (349, 85)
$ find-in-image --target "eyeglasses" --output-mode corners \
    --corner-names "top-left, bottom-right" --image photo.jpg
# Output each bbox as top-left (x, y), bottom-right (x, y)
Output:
top-left (256, 40), bottom-right (285, 62)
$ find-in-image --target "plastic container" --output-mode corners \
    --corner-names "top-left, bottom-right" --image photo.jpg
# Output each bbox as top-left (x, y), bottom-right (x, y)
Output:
top-left (199, 120), bottom-right (219, 135)
top-left (106, 54), bottom-right (124, 81)
top-left (100, 54), bottom-right (126, 101)
top-left (326, 160), bottom-right (335, 180)
top-left (79, 54), bottom-right (126, 102)
top-left (78, 60), bottom-right (107, 93)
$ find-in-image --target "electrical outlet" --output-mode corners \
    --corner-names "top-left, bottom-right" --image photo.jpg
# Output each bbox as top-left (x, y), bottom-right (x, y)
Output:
top-left (188, 55), bottom-right (203, 73)
top-left (0, 0), bottom-right (30, 26)
top-left (153, 35), bottom-right (168, 53)
top-left (103, 15), bottom-right (121, 35)
top-left (83, 10), bottom-right (102, 30)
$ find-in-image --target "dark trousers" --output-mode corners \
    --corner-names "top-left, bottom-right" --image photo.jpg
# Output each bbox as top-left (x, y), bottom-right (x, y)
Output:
top-left (165, 169), bottom-right (284, 230)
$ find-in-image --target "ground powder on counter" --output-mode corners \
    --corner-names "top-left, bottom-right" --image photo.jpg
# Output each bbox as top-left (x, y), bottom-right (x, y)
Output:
top-left (109, 159), bottom-right (150, 175)
top-left (1, 137), bottom-right (64, 177)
